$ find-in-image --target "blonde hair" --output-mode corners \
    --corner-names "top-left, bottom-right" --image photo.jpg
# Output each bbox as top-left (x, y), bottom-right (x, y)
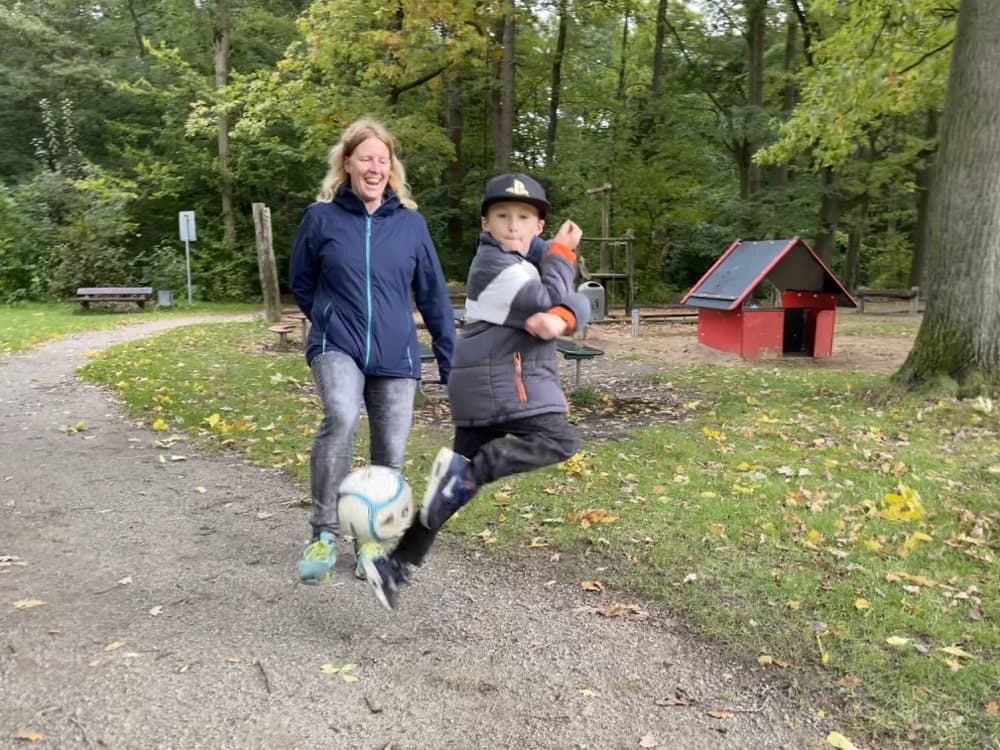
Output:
top-left (317, 118), bottom-right (417, 209)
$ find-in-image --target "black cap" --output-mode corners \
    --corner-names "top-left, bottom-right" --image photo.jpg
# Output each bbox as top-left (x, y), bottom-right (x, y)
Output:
top-left (480, 173), bottom-right (550, 219)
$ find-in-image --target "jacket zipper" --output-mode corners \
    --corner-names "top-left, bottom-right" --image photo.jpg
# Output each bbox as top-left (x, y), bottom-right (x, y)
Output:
top-left (513, 352), bottom-right (527, 403)
top-left (363, 213), bottom-right (372, 369)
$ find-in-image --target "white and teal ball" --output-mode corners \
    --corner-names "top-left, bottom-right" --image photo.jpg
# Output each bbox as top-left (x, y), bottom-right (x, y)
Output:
top-left (337, 465), bottom-right (413, 543)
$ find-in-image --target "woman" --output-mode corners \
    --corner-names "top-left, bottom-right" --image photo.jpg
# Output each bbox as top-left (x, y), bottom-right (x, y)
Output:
top-left (289, 118), bottom-right (455, 584)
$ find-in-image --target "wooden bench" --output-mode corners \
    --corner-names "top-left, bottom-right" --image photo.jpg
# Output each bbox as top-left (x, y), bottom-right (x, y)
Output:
top-left (72, 286), bottom-right (153, 310)
top-left (556, 339), bottom-right (604, 388)
top-left (281, 309), bottom-right (309, 339)
top-left (418, 342), bottom-right (448, 418)
top-left (268, 324), bottom-right (295, 349)
top-left (856, 286), bottom-right (920, 314)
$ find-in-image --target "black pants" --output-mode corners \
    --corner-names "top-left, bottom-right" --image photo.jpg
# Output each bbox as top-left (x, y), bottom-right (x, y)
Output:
top-left (393, 412), bottom-right (581, 567)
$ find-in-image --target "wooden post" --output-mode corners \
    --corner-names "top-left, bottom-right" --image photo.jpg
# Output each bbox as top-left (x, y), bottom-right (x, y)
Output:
top-left (252, 202), bottom-right (281, 324)
top-left (624, 228), bottom-right (635, 313)
top-left (585, 183), bottom-right (612, 271)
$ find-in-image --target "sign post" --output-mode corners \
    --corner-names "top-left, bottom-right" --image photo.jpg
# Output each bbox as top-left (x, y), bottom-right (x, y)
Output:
top-left (178, 211), bottom-right (196, 305)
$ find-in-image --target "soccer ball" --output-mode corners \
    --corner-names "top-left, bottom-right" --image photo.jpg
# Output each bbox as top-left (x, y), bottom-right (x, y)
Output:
top-left (337, 465), bottom-right (414, 543)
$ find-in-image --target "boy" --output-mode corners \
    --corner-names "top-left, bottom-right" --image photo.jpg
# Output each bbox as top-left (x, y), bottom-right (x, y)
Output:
top-left (360, 173), bottom-right (591, 610)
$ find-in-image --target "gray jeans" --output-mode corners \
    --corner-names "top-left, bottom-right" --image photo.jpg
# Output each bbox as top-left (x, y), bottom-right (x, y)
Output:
top-left (309, 351), bottom-right (417, 539)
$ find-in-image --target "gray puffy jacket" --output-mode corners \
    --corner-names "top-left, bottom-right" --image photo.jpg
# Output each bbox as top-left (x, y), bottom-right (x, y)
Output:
top-left (448, 232), bottom-right (590, 427)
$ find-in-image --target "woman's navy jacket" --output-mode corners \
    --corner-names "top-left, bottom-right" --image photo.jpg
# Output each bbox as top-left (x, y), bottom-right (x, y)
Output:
top-left (289, 186), bottom-right (455, 383)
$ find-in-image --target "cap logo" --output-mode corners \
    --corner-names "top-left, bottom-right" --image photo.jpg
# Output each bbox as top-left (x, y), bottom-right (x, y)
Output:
top-left (505, 179), bottom-right (531, 197)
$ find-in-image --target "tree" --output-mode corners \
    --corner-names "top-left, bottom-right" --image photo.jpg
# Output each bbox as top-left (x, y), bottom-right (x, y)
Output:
top-left (896, 0), bottom-right (1000, 390)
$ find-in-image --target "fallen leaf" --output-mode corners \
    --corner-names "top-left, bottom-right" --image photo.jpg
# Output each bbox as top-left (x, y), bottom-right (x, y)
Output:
top-left (826, 730), bottom-right (858, 749)
top-left (13, 599), bottom-right (46, 609)
top-left (596, 601), bottom-right (648, 620)
top-left (655, 687), bottom-right (694, 707)
top-left (13, 730), bottom-right (44, 742)
top-left (836, 676), bottom-right (862, 688)
top-left (886, 636), bottom-right (911, 647)
top-left (580, 581), bottom-right (604, 592)
top-left (986, 701), bottom-right (998, 715)
top-left (706, 709), bottom-right (732, 719)
top-left (854, 598), bottom-right (869, 610)
top-left (938, 645), bottom-right (975, 660)
top-left (151, 418), bottom-right (169, 431)
top-left (104, 641), bottom-right (125, 652)
top-left (757, 654), bottom-right (790, 668)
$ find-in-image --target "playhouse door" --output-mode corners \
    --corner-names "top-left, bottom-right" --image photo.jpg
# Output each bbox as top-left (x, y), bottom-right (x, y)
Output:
top-left (782, 308), bottom-right (807, 354)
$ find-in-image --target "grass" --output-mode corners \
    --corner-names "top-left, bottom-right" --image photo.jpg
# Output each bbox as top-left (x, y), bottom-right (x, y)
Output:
top-left (0, 300), bottom-right (258, 356)
top-left (43, 319), bottom-right (1000, 749)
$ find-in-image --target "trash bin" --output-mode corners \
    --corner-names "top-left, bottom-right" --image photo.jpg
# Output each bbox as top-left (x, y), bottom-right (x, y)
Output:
top-left (577, 281), bottom-right (605, 322)
top-left (157, 290), bottom-right (174, 308)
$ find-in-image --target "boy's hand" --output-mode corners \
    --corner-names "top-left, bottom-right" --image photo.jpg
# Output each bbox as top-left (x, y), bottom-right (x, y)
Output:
top-left (552, 220), bottom-right (582, 251)
top-left (525, 312), bottom-right (570, 340)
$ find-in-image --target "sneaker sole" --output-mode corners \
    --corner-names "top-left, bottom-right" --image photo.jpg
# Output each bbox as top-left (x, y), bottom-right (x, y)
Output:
top-left (419, 448), bottom-right (454, 527)
top-left (361, 558), bottom-right (395, 611)
top-left (297, 562), bottom-right (331, 585)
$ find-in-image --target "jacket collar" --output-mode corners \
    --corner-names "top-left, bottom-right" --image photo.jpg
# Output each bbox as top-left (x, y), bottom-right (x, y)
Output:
top-left (334, 185), bottom-right (401, 216)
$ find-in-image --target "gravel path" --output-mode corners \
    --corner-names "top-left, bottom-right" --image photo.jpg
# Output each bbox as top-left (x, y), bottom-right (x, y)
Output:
top-left (1, 318), bottom-right (823, 749)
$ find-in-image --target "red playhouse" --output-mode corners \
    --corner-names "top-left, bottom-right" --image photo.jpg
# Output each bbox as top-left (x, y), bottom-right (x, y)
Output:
top-left (681, 238), bottom-right (857, 358)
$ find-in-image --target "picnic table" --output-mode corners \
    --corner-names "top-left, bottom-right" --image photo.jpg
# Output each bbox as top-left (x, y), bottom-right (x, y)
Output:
top-left (72, 287), bottom-right (154, 310)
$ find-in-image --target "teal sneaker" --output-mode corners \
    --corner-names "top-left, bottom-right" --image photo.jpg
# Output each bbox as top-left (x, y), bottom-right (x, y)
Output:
top-left (297, 531), bottom-right (336, 585)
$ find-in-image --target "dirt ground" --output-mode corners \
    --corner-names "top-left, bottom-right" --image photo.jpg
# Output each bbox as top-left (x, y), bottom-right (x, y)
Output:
top-left (1, 313), bottom-right (910, 749)
top-left (579, 308), bottom-right (917, 375)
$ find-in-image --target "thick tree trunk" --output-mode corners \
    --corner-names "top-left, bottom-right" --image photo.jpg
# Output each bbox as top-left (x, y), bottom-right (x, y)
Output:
top-left (910, 109), bottom-right (938, 290)
top-left (213, 0), bottom-right (235, 252)
top-left (493, 2), bottom-right (515, 172)
top-left (545, 0), bottom-right (568, 167)
top-left (898, 0), bottom-right (1000, 388)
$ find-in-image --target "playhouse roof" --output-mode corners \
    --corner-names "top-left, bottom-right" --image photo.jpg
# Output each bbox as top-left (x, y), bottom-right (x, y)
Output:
top-left (680, 238), bottom-right (857, 310)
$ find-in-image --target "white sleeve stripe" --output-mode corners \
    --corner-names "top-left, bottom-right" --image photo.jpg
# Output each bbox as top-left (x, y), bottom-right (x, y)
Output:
top-left (465, 263), bottom-right (539, 325)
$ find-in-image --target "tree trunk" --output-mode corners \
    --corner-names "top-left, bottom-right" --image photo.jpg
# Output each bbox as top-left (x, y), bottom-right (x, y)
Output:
top-left (776, 16), bottom-right (798, 190)
top-left (493, 2), bottom-right (516, 172)
top-left (444, 72), bottom-right (467, 263)
top-left (813, 166), bottom-right (841, 264)
top-left (545, 0), bottom-right (568, 167)
top-left (897, 0), bottom-right (1000, 388)
top-left (213, 0), bottom-right (235, 252)
top-left (616, 7), bottom-right (629, 103)
top-left (650, 0), bottom-right (667, 100)
top-left (745, 0), bottom-right (766, 201)
top-left (910, 109), bottom-right (938, 290)
top-left (845, 194), bottom-right (869, 292)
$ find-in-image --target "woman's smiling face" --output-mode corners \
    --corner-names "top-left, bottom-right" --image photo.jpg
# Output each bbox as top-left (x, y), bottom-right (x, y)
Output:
top-left (345, 136), bottom-right (391, 212)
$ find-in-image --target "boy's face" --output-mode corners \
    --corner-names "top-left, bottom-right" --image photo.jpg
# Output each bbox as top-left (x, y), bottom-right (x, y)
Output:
top-left (482, 201), bottom-right (544, 255)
